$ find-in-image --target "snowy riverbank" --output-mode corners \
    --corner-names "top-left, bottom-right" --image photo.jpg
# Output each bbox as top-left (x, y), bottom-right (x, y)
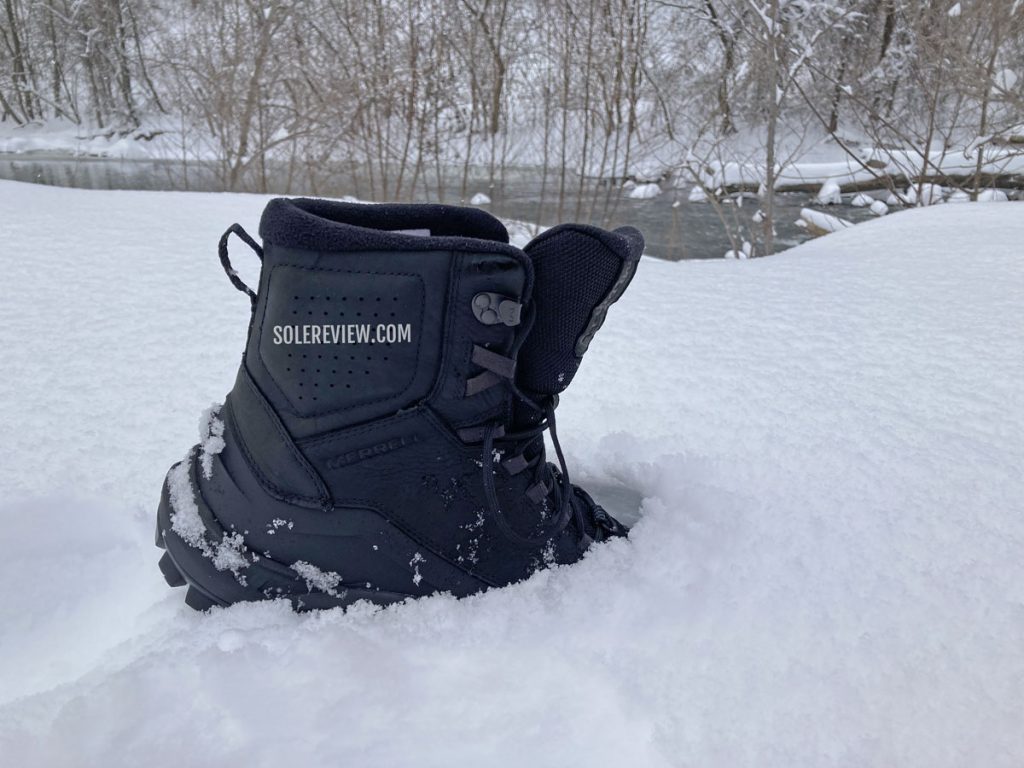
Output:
top-left (0, 181), bottom-right (1021, 767)
top-left (5, 119), bottom-right (1022, 199)
top-left (0, 119), bottom-right (183, 161)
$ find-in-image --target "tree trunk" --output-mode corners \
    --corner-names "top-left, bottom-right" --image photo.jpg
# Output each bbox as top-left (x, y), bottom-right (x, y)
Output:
top-left (762, 0), bottom-right (781, 257)
top-left (705, 0), bottom-right (736, 135)
top-left (4, 0), bottom-right (35, 121)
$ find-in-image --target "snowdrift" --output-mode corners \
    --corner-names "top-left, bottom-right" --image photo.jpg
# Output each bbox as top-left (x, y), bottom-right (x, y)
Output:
top-left (0, 181), bottom-right (1021, 767)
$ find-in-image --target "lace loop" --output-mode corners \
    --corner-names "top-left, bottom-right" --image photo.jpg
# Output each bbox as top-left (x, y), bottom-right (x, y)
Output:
top-left (471, 345), bottom-right (517, 378)
top-left (456, 424), bottom-right (505, 443)
top-left (502, 454), bottom-right (530, 476)
top-left (465, 345), bottom-right (517, 396)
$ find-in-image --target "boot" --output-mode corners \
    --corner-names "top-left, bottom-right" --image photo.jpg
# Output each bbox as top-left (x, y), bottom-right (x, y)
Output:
top-left (155, 197), bottom-right (643, 610)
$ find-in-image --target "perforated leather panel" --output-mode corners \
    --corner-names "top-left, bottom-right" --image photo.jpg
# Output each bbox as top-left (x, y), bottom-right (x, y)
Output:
top-left (258, 264), bottom-right (427, 418)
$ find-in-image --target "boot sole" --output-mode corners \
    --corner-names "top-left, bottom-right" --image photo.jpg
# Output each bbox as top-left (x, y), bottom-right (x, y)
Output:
top-left (155, 455), bottom-right (416, 611)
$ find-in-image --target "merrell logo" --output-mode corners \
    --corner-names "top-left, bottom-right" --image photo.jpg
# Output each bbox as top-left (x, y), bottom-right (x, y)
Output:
top-left (273, 323), bottom-right (412, 345)
top-left (326, 434), bottom-right (420, 469)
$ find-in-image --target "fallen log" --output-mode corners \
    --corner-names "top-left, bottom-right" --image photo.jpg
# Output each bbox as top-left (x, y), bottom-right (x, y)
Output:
top-left (719, 171), bottom-right (1024, 196)
top-left (797, 208), bottom-right (854, 237)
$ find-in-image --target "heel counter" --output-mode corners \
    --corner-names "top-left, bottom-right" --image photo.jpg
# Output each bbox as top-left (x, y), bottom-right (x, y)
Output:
top-left (224, 365), bottom-right (329, 507)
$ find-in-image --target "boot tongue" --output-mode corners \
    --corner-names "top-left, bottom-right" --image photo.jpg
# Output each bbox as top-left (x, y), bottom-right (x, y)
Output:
top-left (517, 224), bottom-right (643, 397)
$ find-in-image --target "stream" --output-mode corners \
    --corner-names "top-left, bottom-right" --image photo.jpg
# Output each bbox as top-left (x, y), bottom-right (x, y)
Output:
top-left (0, 154), bottom-right (884, 260)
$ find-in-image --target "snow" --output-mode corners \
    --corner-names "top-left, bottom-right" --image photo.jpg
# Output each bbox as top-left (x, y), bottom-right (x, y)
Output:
top-left (724, 240), bottom-right (754, 259)
top-left (628, 182), bottom-right (662, 199)
top-left (866, 146), bottom-right (1024, 183)
top-left (850, 192), bottom-right (875, 207)
top-left (291, 561), bottom-right (344, 597)
top-left (978, 188), bottom-right (1010, 202)
top-left (798, 207), bottom-right (854, 234)
top-left (501, 218), bottom-right (547, 249)
top-left (469, 192), bottom-right (491, 205)
top-left (869, 199), bottom-right (890, 216)
top-left (995, 68), bottom-right (1019, 91)
top-left (168, 456), bottom-right (250, 580)
top-left (918, 183), bottom-right (946, 206)
top-left (1, 180), bottom-right (1023, 767)
top-left (948, 2), bottom-right (962, 17)
top-left (197, 404), bottom-right (226, 479)
top-left (815, 179), bottom-right (842, 205)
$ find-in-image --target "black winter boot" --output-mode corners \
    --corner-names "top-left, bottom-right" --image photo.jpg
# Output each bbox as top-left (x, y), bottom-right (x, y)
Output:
top-left (155, 198), bottom-right (642, 610)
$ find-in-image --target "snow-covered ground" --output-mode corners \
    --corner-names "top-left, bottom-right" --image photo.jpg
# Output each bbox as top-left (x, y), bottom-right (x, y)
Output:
top-left (0, 180), bottom-right (1021, 767)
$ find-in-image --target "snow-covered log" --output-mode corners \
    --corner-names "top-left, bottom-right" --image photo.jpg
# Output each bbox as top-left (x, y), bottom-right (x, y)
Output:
top-left (798, 207), bottom-right (854, 236)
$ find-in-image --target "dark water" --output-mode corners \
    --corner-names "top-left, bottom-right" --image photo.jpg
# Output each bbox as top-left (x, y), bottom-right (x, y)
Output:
top-left (0, 154), bottom-right (880, 260)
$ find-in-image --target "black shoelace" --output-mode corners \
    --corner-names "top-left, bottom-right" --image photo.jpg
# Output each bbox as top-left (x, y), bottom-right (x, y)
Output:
top-left (480, 392), bottom-right (580, 548)
top-left (464, 307), bottom-right (625, 550)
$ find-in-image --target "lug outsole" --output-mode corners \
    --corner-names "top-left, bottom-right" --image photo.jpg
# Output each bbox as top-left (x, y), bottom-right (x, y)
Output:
top-left (155, 460), bottom-right (416, 613)
top-left (184, 586), bottom-right (217, 611)
top-left (158, 551), bottom-right (187, 587)
top-left (157, 544), bottom-right (219, 612)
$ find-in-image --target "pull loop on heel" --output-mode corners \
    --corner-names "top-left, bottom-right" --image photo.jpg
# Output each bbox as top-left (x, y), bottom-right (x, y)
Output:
top-left (218, 223), bottom-right (264, 308)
